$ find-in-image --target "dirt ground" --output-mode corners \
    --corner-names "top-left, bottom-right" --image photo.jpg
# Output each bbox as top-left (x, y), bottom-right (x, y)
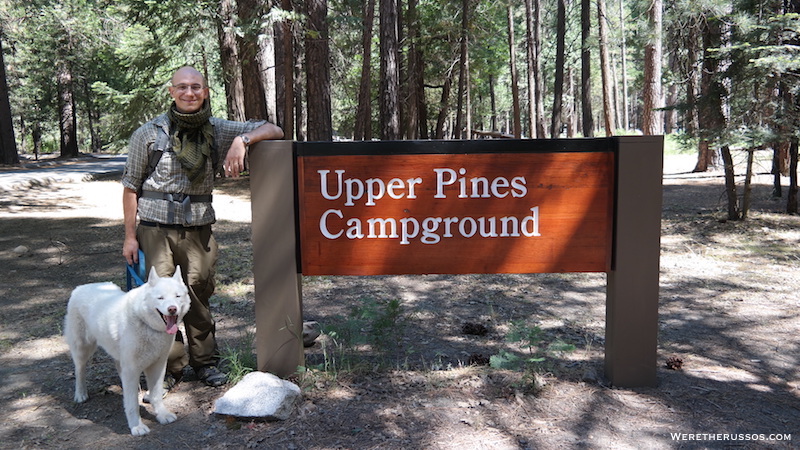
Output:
top-left (0, 152), bottom-right (798, 449)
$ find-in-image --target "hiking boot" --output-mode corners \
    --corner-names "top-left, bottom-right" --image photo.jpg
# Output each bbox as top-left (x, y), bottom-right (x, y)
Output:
top-left (196, 365), bottom-right (228, 387)
top-left (143, 372), bottom-right (180, 403)
top-left (303, 320), bottom-right (321, 347)
top-left (164, 372), bottom-right (180, 392)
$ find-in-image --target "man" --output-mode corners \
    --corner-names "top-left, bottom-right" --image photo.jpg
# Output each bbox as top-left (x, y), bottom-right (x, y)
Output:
top-left (121, 66), bottom-right (284, 389)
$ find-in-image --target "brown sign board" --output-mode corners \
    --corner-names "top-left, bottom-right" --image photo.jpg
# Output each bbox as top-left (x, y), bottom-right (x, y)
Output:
top-left (249, 137), bottom-right (662, 387)
top-left (297, 147), bottom-right (614, 275)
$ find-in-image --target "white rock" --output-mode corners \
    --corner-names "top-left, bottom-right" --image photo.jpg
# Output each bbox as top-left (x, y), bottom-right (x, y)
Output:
top-left (13, 245), bottom-right (29, 255)
top-left (213, 372), bottom-right (301, 420)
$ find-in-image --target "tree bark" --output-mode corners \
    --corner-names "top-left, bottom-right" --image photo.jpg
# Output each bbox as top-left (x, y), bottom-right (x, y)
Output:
top-left (618, 0), bottom-right (629, 131)
top-left (523, 0), bottom-right (536, 137)
top-left (57, 59), bottom-right (79, 158)
top-left (276, 0), bottom-right (295, 139)
top-left (789, 138), bottom-right (799, 214)
top-left (507, 3), bottom-right (522, 138)
top-left (455, 0), bottom-right (470, 139)
top-left (405, 0), bottom-right (427, 139)
top-left (642, 0), bottom-right (663, 135)
top-left (354, 0), bottom-right (375, 140)
top-left (435, 62), bottom-right (456, 139)
top-left (597, 0), bottom-right (615, 136)
top-left (551, 0), bottom-right (566, 137)
top-left (217, 0), bottom-right (246, 121)
top-left (720, 145), bottom-right (741, 220)
top-left (237, 0), bottom-right (269, 120)
top-left (379, 0), bottom-right (401, 140)
top-left (580, 0), bottom-right (593, 137)
top-left (0, 36), bottom-right (18, 165)
top-left (306, 0), bottom-right (333, 141)
top-left (696, 16), bottom-right (726, 174)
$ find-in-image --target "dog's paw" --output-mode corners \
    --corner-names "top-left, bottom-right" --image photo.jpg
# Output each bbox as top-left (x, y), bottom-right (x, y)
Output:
top-left (130, 423), bottom-right (151, 436)
top-left (73, 391), bottom-right (88, 403)
top-left (156, 411), bottom-right (177, 424)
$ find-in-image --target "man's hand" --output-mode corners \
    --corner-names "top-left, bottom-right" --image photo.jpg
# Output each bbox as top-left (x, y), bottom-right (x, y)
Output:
top-left (224, 136), bottom-right (248, 178)
top-left (123, 237), bottom-right (140, 266)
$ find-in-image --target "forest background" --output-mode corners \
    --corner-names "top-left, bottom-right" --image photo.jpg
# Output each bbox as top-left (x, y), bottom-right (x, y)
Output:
top-left (0, 0), bottom-right (798, 218)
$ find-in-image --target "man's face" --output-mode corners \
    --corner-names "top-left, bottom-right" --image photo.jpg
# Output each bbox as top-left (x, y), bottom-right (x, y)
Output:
top-left (168, 70), bottom-right (209, 114)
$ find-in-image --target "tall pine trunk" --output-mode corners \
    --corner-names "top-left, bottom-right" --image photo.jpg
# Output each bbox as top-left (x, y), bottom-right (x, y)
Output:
top-left (217, 0), bottom-right (246, 121)
top-left (580, 0), bottom-right (593, 137)
top-left (57, 60), bottom-right (79, 158)
top-left (642, 0), bottom-right (663, 135)
top-left (354, 0), bottom-right (375, 140)
top-left (379, 0), bottom-right (401, 140)
top-left (507, 3), bottom-right (522, 138)
top-left (306, 0), bottom-right (332, 141)
top-left (551, 0), bottom-right (566, 137)
top-left (0, 35), bottom-right (18, 165)
top-left (597, 0), bottom-right (615, 136)
top-left (237, 0), bottom-right (269, 120)
top-left (455, 0), bottom-right (470, 139)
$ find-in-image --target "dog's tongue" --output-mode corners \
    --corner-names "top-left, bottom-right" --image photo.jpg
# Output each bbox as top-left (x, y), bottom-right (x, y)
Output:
top-left (165, 316), bottom-right (179, 335)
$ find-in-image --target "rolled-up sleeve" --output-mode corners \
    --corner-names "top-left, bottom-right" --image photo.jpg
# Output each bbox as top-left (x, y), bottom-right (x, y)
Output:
top-left (121, 125), bottom-right (155, 192)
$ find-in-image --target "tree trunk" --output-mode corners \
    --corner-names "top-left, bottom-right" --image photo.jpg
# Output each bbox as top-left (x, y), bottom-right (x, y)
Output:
top-left (641, 0), bottom-right (663, 135)
top-left (237, 0), bottom-right (269, 120)
top-left (507, 3), bottom-right (522, 138)
top-left (260, 19), bottom-right (278, 123)
top-left (435, 62), bottom-right (456, 139)
top-left (217, 0), bottom-right (246, 121)
top-left (597, 0), bottom-right (615, 136)
top-left (379, 0), bottom-right (401, 140)
top-left (618, 0), bottom-right (629, 131)
top-left (742, 149), bottom-right (755, 219)
top-left (580, 0), bottom-right (593, 137)
top-left (523, 0), bottom-right (536, 138)
top-left (294, 22), bottom-right (307, 141)
top-left (789, 138), bottom-right (799, 214)
top-left (696, 16), bottom-right (726, 174)
top-left (405, 0), bottom-right (427, 139)
top-left (721, 145), bottom-right (741, 220)
top-left (57, 60), bottom-right (79, 158)
top-left (0, 36), bottom-right (18, 165)
top-left (276, 0), bottom-right (295, 139)
top-left (455, 0), bottom-right (470, 139)
top-left (354, 0), bottom-right (375, 140)
top-left (551, 0), bottom-right (566, 137)
top-left (82, 81), bottom-right (101, 153)
top-left (533, 0), bottom-right (546, 137)
top-left (664, 51), bottom-right (679, 133)
top-left (306, 0), bottom-right (333, 141)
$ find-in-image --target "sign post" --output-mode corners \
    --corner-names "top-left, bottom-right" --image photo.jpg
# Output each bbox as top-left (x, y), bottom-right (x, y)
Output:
top-left (249, 137), bottom-right (662, 386)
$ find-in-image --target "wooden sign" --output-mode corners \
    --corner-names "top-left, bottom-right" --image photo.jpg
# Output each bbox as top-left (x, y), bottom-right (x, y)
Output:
top-left (297, 149), bottom-right (614, 275)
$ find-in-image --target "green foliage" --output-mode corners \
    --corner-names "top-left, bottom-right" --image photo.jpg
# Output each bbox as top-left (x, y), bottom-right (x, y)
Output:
top-left (490, 321), bottom-right (575, 371)
top-left (310, 297), bottom-right (404, 375)
top-left (219, 331), bottom-right (257, 385)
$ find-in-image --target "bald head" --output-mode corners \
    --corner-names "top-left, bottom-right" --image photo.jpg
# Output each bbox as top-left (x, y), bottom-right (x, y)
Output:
top-left (172, 66), bottom-right (207, 88)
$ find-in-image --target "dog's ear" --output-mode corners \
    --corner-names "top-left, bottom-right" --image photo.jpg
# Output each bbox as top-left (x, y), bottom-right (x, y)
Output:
top-left (173, 265), bottom-right (183, 281)
top-left (147, 266), bottom-right (160, 286)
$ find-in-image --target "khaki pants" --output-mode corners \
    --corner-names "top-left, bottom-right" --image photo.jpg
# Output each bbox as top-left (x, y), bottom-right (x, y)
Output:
top-left (137, 224), bottom-right (219, 375)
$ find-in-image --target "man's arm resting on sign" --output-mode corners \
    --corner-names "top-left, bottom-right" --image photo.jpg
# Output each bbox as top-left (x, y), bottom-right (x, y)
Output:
top-left (224, 122), bottom-right (284, 178)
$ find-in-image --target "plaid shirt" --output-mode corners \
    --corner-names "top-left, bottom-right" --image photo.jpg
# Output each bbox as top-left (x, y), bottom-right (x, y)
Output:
top-left (121, 113), bottom-right (265, 226)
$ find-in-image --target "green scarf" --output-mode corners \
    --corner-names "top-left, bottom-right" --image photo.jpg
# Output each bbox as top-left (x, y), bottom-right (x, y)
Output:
top-left (167, 100), bottom-right (214, 186)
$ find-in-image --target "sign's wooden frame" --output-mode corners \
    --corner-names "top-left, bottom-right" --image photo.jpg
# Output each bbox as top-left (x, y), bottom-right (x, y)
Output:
top-left (249, 136), bottom-right (662, 387)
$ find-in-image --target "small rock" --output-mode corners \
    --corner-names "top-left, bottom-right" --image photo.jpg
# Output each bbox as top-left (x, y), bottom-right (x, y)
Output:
top-left (214, 372), bottom-right (301, 420)
top-left (13, 245), bottom-right (29, 255)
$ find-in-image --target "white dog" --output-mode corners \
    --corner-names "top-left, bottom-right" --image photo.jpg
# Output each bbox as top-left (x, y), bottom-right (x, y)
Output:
top-left (64, 266), bottom-right (191, 436)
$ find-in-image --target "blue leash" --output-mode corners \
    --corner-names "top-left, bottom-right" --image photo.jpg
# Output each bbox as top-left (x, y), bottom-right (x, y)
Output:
top-left (125, 250), bottom-right (147, 291)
